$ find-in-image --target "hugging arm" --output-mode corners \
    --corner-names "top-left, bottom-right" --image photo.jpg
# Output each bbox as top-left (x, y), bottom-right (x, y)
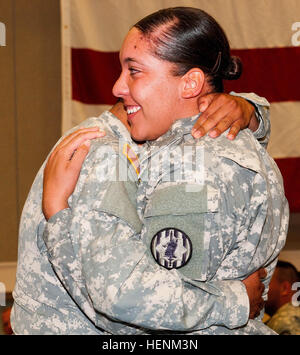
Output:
top-left (230, 92), bottom-right (270, 147)
top-left (42, 181), bottom-right (250, 333)
top-left (193, 92), bottom-right (270, 147)
top-left (43, 175), bottom-right (268, 332)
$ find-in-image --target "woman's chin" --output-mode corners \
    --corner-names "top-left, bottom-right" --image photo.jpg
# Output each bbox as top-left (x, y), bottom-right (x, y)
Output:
top-left (130, 125), bottom-right (163, 143)
top-left (130, 128), bottom-right (147, 142)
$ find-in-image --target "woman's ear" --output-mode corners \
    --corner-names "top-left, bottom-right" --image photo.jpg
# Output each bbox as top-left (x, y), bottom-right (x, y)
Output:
top-left (180, 68), bottom-right (205, 99)
top-left (280, 281), bottom-right (292, 296)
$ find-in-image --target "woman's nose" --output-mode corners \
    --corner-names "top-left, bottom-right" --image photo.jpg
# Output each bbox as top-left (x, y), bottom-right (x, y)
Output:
top-left (112, 73), bottom-right (128, 98)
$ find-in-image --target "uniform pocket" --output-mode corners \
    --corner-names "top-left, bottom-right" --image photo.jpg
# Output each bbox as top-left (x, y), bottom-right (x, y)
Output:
top-left (93, 180), bottom-right (142, 234)
top-left (143, 183), bottom-right (219, 280)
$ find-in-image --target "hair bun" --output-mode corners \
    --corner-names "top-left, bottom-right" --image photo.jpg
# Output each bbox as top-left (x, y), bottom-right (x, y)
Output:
top-left (222, 56), bottom-right (243, 80)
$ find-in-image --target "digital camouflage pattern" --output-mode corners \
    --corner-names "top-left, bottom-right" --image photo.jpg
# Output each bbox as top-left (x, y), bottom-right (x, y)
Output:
top-left (266, 302), bottom-right (300, 335)
top-left (11, 93), bottom-right (282, 334)
top-left (43, 96), bottom-right (287, 334)
top-left (41, 114), bottom-right (251, 334)
top-left (133, 115), bottom-right (288, 335)
top-left (10, 111), bottom-right (133, 335)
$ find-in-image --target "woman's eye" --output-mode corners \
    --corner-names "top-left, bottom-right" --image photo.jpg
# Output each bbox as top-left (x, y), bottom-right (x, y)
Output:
top-left (129, 67), bottom-right (140, 75)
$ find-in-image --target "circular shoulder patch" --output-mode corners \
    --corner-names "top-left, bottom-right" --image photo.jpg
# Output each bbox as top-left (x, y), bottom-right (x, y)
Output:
top-left (151, 228), bottom-right (192, 270)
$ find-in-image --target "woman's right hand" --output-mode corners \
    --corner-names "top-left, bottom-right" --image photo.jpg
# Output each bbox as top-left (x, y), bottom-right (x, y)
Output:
top-left (42, 127), bottom-right (105, 221)
top-left (242, 268), bottom-right (267, 319)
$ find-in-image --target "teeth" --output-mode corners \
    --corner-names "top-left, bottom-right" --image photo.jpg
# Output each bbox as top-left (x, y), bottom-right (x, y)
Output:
top-left (127, 106), bottom-right (141, 115)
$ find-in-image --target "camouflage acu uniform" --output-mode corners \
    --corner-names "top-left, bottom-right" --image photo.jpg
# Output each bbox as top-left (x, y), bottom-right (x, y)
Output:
top-left (41, 95), bottom-right (287, 335)
top-left (41, 118), bottom-right (251, 334)
top-left (266, 302), bottom-right (300, 335)
top-left (132, 116), bottom-right (288, 335)
top-left (11, 111), bottom-right (133, 334)
top-left (11, 93), bottom-right (275, 334)
top-left (68, 113), bottom-right (287, 335)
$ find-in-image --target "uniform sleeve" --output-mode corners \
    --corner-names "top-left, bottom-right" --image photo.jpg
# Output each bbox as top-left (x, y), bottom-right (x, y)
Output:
top-left (213, 158), bottom-right (288, 310)
top-left (42, 208), bottom-right (104, 325)
top-left (43, 183), bottom-right (250, 333)
top-left (230, 92), bottom-right (270, 148)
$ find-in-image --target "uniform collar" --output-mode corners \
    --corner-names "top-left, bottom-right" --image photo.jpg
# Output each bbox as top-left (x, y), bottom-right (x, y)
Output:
top-left (146, 113), bottom-right (201, 146)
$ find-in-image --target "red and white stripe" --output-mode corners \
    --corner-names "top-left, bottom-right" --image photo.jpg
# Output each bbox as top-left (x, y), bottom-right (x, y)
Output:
top-left (61, 0), bottom-right (300, 212)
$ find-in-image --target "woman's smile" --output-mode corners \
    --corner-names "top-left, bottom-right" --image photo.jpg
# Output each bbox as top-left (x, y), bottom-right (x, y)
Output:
top-left (126, 105), bottom-right (141, 115)
top-left (124, 104), bottom-right (142, 128)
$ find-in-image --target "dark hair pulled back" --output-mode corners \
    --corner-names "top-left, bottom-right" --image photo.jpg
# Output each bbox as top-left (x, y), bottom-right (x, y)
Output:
top-left (134, 7), bottom-right (242, 92)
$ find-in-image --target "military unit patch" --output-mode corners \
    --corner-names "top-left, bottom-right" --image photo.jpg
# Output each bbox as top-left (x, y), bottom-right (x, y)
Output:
top-left (151, 228), bottom-right (192, 270)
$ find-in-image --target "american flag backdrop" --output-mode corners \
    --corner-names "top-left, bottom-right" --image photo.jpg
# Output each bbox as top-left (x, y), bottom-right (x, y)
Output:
top-left (61, 0), bottom-right (300, 212)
